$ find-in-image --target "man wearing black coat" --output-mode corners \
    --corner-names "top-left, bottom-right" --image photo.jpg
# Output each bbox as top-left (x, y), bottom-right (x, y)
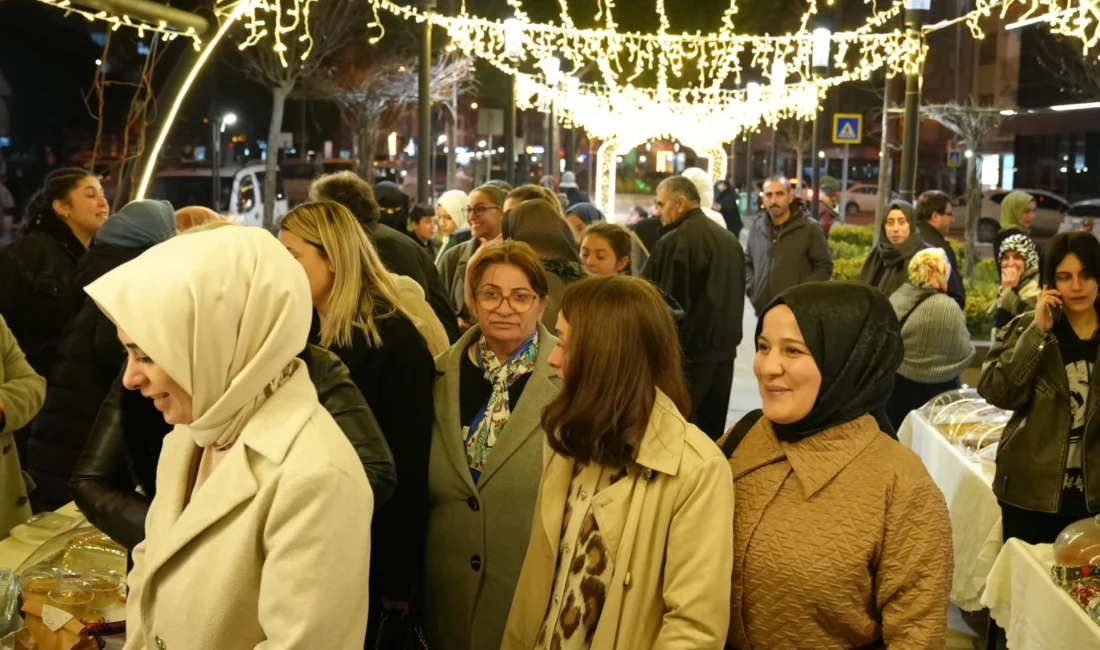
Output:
top-left (916, 190), bottom-right (966, 308)
top-left (310, 172), bottom-right (460, 344)
top-left (643, 175), bottom-right (746, 440)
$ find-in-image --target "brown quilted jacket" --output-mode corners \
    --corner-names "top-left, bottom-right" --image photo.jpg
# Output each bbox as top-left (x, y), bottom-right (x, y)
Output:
top-left (721, 414), bottom-right (952, 649)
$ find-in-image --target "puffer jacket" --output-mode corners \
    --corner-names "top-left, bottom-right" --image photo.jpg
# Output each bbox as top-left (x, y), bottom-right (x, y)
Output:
top-left (25, 243), bottom-right (145, 512)
top-left (978, 311), bottom-right (1100, 513)
top-left (722, 415), bottom-right (952, 649)
top-left (744, 206), bottom-right (833, 315)
top-left (69, 344), bottom-right (396, 550)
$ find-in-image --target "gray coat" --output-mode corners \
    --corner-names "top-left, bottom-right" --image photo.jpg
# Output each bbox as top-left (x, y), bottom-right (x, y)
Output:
top-left (423, 322), bottom-right (561, 650)
top-left (889, 283), bottom-right (975, 384)
top-left (744, 210), bottom-right (833, 314)
top-left (436, 238), bottom-right (479, 318)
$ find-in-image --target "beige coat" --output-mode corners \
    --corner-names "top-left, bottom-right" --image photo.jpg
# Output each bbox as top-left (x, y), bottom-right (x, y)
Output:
top-left (123, 368), bottom-right (374, 650)
top-left (423, 323), bottom-right (560, 650)
top-left (722, 415), bottom-right (952, 650)
top-left (391, 273), bottom-right (449, 357)
top-left (0, 314), bottom-right (42, 535)
top-left (502, 390), bottom-right (734, 650)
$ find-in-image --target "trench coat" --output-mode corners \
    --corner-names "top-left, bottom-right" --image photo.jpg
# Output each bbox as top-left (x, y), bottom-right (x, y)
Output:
top-left (423, 323), bottom-right (560, 650)
top-left (501, 390), bottom-right (734, 650)
top-left (122, 366), bottom-right (374, 650)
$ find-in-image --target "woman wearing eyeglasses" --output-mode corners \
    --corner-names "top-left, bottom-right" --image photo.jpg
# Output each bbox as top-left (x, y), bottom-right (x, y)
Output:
top-left (424, 240), bottom-right (560, 650)
top-left (437, 184), bottom-right (508, 322)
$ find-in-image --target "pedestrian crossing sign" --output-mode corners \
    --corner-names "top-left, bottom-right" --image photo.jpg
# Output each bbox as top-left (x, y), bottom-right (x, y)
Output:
top-left (833, 114), bottom-right (863, 144)
top-left (948, 148), bottom-right (963, 168)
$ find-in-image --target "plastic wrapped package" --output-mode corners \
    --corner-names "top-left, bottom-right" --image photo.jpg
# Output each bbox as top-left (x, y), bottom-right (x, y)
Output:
top-left (921, 388), bottom-right (1010, 442)
top-left (16, 529), bottom-right (126, 580)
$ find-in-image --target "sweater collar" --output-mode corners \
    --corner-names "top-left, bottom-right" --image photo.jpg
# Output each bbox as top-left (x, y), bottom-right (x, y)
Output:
top-left (731, 414), bottom-right (881, 498)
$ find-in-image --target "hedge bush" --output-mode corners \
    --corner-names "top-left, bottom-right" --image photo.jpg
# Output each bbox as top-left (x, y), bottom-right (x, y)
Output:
top-left (827, 224), bottom-right (997, 339)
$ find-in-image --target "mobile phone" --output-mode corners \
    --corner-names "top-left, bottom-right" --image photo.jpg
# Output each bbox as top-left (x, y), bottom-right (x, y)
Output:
top-left (1049, 303), bottom-right (1064, 323)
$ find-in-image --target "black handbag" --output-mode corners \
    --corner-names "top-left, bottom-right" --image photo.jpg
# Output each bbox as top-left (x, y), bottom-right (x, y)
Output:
top-left (373, 610), bottom-right (429, 650)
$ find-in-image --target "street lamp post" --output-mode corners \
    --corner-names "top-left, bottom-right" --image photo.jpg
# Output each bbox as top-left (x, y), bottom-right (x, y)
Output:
top-left (810, 27), bottom-right (830, 220)
top-left (418, 0), bottom-right (436, 206)
top-left (503, 18), bottom-right (523, 187)
top-left (212, 112), bottom-right (237, 210)
top-left (899, 2), bottom-right (926, 203)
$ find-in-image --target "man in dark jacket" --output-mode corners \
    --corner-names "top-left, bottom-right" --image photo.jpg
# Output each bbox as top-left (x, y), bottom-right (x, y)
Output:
top-left (643, 175), bottom-right (746, 440)
top-left (559, 171), bottom-right (590, 206)
top-left (310, 172), bottom-right (460, 343)
top-left (714, 180), bottom-right (743, 237)
top-left (745, 176), bottom-right (834, 314)
top-left (26, 200), bottom-right (176, 512)
top-left (916, 190), bottom-right (966, 308)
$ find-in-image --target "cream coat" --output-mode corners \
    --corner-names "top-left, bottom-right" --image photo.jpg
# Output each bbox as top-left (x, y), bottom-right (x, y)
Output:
top-left (122, 361), bottom-right (374, 650)
top-left (502, 390), bottom-right (734, 650)
top-left (423, 323), bottom-right (560, 650)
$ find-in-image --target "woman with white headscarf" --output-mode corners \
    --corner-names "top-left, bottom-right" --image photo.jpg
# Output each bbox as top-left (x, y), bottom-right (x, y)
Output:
top-left (87, 227), bottom-right (374, 650)
top-left (436, 189), bottom-right (471, 263)
top-left (681, 167), bottom-right (728, 228)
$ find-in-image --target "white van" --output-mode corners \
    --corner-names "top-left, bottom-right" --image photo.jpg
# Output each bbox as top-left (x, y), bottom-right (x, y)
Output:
top-left (149, 163), bottom-right (289, 227)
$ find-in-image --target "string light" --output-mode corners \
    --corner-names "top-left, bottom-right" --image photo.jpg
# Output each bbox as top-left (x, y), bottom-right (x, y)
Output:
top-left (33, 0), bottom-right (200, 48)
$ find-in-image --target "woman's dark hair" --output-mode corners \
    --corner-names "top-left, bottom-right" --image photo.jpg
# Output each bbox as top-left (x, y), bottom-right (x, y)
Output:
top-left (508, 184), bottom-right (565, 219)
top-left (23, 167), bottom-right (95, 224)
top-left (582, 222), bottom-right (634, 275)
top-left (470, 183), bottom-right (508, 209)
top-left (1044, 232), bottom-right (1100, 286)
top-left (542, 275), bottom-right (691, 468)
top-left (632, 205), bottom-right (649, 220)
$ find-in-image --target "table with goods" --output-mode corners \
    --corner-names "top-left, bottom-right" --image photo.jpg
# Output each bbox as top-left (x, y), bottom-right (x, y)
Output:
top-left (898, 389), bottom-right (1006, 611)
top-left (0, 502), bottom-right (127, 649)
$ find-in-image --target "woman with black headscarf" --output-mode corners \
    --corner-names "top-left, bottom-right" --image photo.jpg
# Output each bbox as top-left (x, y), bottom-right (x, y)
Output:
top-left (564, 202), bottom-right (605, 243)
top-left (502, 198), bottom-right (587, 329)
top-left (859, 199), bottom-right (929, 298)
top-left (719, 281), bottom-right (952, 650)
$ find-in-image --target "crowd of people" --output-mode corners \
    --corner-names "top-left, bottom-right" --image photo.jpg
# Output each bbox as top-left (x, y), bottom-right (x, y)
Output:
top-left (0, 159), bottom-right (1088, 649)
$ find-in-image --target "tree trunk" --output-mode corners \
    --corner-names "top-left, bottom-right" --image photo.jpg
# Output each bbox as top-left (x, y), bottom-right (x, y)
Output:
top-left (794, 137), bottom-right (804, 189)
top-left (964, 151), bottom-right (980, 281)
top-left (264, 85), bottom-right (290, 230)
top-left (447, 84), bottom-right (458, 189)
top-left (875, 77), bottom-right (891, 240)
top-left (355, 115), bottom-right (379, 183)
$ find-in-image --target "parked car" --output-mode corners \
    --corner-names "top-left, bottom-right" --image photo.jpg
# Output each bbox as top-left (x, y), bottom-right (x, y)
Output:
top-left (149, 163), bottom-right (288, 228)
top-left (958, 188), bottom-right (1067, 245)
top-left (1061, 199), bottom-right (1100, 238)
top-left (282, 159), bottom-right (320, 206)
top-left (842, 183), bottom-right (898, 215)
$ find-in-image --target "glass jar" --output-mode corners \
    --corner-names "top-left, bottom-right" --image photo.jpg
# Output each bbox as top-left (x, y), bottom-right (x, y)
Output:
top-left (19, 566), bottom-right (63, 609)
top-left (82, 567), bottom-right (122, 611)
top-left (46, 578), bottom-right (92, 621)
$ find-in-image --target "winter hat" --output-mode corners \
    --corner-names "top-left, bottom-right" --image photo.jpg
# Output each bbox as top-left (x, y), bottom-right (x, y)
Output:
top-left (560, 171), bottom-right (579, 189)
top-left (94, 199), bottom-right (175, 249)
top-left (436, 190), bottom-right (469, 230)
top-left (566, 203), bottom-right (605, 225)
top-left (682, 168), bottom-right (716, 206)
top-left (819, 176), bottom-right (841, 197)
top-left (1000, 190), bottom-right (1034, 233)
top-left (1000, 232), bottom-right (1039, 273)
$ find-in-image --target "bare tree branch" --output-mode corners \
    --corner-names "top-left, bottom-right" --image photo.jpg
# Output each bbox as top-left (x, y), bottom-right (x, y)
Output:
top-left (922, 101), bottom-right (1004, 280)
top-left (303, 50), bottom-right (477, 180)
top-left (1036, 32), bottom-right (1100, 101)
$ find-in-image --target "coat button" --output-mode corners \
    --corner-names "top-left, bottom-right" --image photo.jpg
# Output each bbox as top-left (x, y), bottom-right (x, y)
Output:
top-left (155, 636), bottom-right (167, 650)
top-left (467, 496), bottom-right (479, 511)
top-left (643, 468), bottom-right (656, 481)
top-left (470, 555), bottom-right (482, 571)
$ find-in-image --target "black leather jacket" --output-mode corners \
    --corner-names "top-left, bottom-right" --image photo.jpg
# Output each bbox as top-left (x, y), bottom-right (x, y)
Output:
top-left (70, 345), bottom-right (397, 550)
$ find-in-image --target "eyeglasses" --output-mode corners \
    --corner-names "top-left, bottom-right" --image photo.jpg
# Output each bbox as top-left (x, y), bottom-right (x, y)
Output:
top-left (476, 287), bottom-right (539, 314)
top-left (463, 205), bottom-right (501, 217)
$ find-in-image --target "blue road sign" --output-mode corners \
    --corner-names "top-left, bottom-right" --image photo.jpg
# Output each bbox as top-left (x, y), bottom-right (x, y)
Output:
top-left (833, 114), bottom-right (863, 144)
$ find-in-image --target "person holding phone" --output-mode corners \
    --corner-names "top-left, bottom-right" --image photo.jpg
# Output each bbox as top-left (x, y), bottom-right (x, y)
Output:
top-left (980, 232), bottom-right (1100, 544)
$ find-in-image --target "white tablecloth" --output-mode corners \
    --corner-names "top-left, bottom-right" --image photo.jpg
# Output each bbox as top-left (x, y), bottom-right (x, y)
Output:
top-left (0, 502), bottom-right (85, 571)
top-left (983, 539), bottom-right (1100, 649)
top-left (898, 411), bottom-right (1003, 611)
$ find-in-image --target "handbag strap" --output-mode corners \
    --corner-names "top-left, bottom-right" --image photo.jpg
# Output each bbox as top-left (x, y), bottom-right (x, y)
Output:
top-left (722, 409), bottom-right (763, 458)
top-left (899, 292), bottom-right (935, 330)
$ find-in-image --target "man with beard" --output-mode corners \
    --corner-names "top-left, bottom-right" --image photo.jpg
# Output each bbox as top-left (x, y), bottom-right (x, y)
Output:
top-left (745, 175), bottom-right (833, 315)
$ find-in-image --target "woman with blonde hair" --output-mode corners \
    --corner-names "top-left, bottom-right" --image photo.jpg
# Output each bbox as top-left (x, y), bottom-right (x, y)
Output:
top-left (279, 201), bottom-right (435, 637)
top-left (885, 248), bottom-right (975, 428)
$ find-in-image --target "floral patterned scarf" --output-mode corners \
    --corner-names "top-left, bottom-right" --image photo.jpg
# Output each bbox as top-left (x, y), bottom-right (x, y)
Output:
top-left (465, 331), bottom-right (540, 482)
